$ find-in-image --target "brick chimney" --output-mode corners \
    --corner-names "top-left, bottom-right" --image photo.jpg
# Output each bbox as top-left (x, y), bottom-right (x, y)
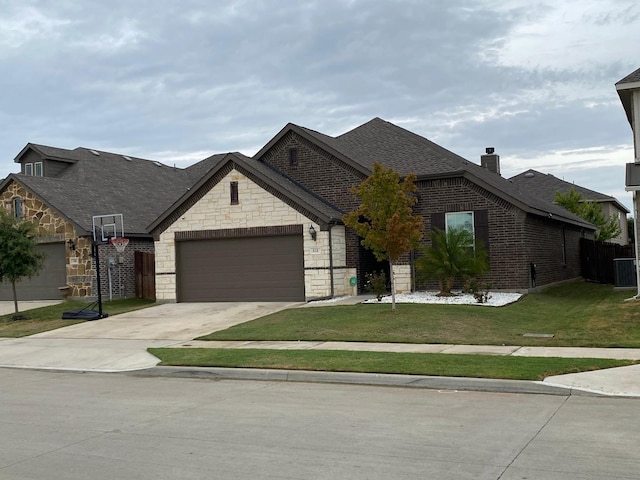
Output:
top-left (481, 147), bottom-right (500, 175)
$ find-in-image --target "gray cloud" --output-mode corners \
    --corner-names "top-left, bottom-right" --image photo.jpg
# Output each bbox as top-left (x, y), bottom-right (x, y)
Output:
top-left (0, 0), bottom-right (638, 212)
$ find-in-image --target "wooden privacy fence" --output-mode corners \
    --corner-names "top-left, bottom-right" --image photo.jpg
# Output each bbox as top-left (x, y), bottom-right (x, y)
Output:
top-left (135, 251), bottom-right (156, 300)
top-left (580, 238), bottom-right (633, 284)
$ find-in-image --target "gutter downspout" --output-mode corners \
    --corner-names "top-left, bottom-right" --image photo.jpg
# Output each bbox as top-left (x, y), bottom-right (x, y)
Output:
top-left (634, 190), bottom-right (640, 298)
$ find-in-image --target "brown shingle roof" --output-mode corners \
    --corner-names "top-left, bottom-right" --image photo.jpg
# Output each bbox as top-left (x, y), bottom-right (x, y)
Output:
top-left (286, 118), bottom-right (594, 229)
top-left (511, 169), bottom-right (629, 213)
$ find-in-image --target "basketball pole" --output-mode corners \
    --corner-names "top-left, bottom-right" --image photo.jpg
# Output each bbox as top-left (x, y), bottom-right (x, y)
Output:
top-left (93, 240), bottom-right (105, 318)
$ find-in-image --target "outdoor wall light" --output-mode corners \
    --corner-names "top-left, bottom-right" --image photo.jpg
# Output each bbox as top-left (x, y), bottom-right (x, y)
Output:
top-left (309, 225), bottom-right (317, 241)
top-left (67, 239), bottom-right (76, 251)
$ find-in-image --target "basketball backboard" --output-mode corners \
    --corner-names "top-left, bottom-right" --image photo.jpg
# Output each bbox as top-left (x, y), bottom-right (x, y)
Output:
top-left (92, 214), bottom-right (124, 244)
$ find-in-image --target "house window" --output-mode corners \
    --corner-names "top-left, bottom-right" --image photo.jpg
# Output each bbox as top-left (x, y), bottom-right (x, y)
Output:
top-left (230, 181), bottom-right (239, 205)
top-left (446, 211), bottom-right (475, 247)
top-left (561, 225), bottom-right (567, 265)
top-left (24, 163), bottom-right (33, 175)
top-left (34, 162), bottom-right (43, 176)
top-left (289, 148), bottom-right (298, 167)
top-left (12, 198), bottom-right (23, 218)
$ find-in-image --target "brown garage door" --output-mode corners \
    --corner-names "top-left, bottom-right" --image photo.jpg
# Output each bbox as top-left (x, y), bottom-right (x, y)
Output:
top-left (0, 242), bottom-right (66, 301)
top-left (176, 234), bottom-right (305, 302)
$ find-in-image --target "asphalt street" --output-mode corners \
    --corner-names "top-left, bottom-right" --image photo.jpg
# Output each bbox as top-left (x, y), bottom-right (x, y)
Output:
top-left (1, 368), bottom-right (638, 480)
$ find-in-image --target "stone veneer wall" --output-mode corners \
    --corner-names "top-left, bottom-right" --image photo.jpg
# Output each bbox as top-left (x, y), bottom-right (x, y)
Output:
top-left (155, 169), bottom-right (352, 301)
top-left (1, 181), bottom-right (94, 298)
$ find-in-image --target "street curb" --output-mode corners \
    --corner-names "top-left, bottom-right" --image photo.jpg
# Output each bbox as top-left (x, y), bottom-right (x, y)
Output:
top-left (130, 366), bottom-right (595, 396)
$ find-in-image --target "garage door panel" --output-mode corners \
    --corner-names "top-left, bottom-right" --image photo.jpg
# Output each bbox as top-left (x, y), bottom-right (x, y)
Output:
top-left (0, 243), bottom-right (66, 301)
top-left (176, 235), bottom-right (304, 302)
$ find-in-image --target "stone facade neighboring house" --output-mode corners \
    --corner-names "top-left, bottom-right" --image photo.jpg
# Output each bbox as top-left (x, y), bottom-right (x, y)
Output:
top-left (2, 118), bottom-right (597, 303)
top-left (510, 169), bottom-right (629, 245)
top-left (619, 66), bottom-right (640, 292)
top-left (0, 144), bottom-right (201, 301)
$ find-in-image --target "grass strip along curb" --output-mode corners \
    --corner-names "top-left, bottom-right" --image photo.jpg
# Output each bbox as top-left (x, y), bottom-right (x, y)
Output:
top-left (148, 348), bottom-right (636, 381)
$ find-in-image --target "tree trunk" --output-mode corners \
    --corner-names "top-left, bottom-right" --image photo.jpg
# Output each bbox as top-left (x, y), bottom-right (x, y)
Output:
top-left (11, 279), bottom-right (18, 314)
top-left (390, 260), bottom-right (396, 311)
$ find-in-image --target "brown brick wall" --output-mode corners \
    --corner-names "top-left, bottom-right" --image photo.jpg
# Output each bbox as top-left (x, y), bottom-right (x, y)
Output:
top-left (524, 216), bottom-right (586, 287)
top-left (94, 238), bottom-right (155, 299)
top-left (414, 177), bottom-right (530, 290)
top-left (261, 132), bottom-right (369, 282)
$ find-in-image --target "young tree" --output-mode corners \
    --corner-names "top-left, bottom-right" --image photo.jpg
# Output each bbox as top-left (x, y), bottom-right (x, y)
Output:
top-left (554, 188), bottom-right (621, 242)
top-left (416, 228), bottom-right (489, 296)
top-left (0, 209), bottom-right (44, 317)
top-left (343, 163), bottom-right (422, 311)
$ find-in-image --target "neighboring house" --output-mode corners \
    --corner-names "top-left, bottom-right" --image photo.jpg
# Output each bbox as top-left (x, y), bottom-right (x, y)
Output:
top-left (510, 169), bottom-right (629, 245)
top-left (619, 66), bottom-right (640, 292)
top-left (0, 144), bottom-right (214, 300)
top-left (150, 118), bottom-right (596, 303)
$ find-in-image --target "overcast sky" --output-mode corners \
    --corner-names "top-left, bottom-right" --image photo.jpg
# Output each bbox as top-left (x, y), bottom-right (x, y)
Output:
top-left (1, 1), bottom-right (638, 212)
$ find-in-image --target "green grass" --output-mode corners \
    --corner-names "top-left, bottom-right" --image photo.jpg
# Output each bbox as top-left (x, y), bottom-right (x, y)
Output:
top-left (0, 298), bottom-right (156, 337)
top-left (199, 281), bottom-right (640, 347)
top-left (149, 347), bottom-right (636, 381)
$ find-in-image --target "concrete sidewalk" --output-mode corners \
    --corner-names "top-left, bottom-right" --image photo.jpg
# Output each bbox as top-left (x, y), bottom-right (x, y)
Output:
top-left (174, 339), bottom-right (640, 360)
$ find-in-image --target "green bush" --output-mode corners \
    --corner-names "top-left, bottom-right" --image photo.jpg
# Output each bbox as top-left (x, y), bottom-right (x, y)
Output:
top-left (417, 228), bottom-right (489, 296)
top-left (364, 271), bottom-right (388, 301)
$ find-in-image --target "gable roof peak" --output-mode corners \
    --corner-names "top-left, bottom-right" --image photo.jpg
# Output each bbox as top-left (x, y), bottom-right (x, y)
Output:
top-left (616, 66), bottom-right (640, 87)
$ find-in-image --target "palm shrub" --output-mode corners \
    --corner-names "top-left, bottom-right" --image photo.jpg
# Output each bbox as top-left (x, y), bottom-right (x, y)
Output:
top-left (416, 227), bottom-right (489, 296)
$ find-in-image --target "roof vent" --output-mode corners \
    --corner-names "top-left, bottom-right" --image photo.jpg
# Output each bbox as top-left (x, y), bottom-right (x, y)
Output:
top-left (524, 172), bottom-right (535, 178)
top-left (89, 150), bottom-right (100, 156)
top-left (154, 161), bottom-right (163, 167)
top-left (122, 155), bottom-right (132, 161)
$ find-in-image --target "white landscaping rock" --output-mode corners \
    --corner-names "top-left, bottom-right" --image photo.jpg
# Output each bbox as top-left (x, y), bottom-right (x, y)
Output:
top-left (363, 291), bottom-right (522, 307)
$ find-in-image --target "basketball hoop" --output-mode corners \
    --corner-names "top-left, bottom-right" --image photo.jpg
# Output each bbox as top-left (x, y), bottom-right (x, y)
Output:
top-left (109, 237), bottom-right (129, 253)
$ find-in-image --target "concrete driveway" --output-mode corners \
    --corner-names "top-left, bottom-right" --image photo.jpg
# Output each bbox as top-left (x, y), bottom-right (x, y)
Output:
top-left (0, 301), bottom-right (298, 372)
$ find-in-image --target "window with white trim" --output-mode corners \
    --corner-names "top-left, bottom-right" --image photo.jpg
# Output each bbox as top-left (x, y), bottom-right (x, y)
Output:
top-left (446, 211), bottom-right (475, 247)
top-left (34, 162), bottom-right (43, 176)
top-left (25, 163), bottom-right (33, 175)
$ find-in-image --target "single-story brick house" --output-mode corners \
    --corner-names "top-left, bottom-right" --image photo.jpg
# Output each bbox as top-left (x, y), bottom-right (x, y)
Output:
top-left (149, 118), bottom-right (596, 302)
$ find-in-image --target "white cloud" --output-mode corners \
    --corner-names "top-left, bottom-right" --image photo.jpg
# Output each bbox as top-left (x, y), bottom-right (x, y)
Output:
top-left (73, 20), bottom-right (146, 53)
top-left (482, 0), bottom-right (640, 70)
top-left (0, 6), bottom-right (70, 49)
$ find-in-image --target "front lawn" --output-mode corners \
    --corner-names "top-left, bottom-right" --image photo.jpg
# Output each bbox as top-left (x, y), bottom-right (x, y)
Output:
top-left (199, 281), bottom-right (640, 347)
top-left (0, 298), bottom-right (156, 337)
